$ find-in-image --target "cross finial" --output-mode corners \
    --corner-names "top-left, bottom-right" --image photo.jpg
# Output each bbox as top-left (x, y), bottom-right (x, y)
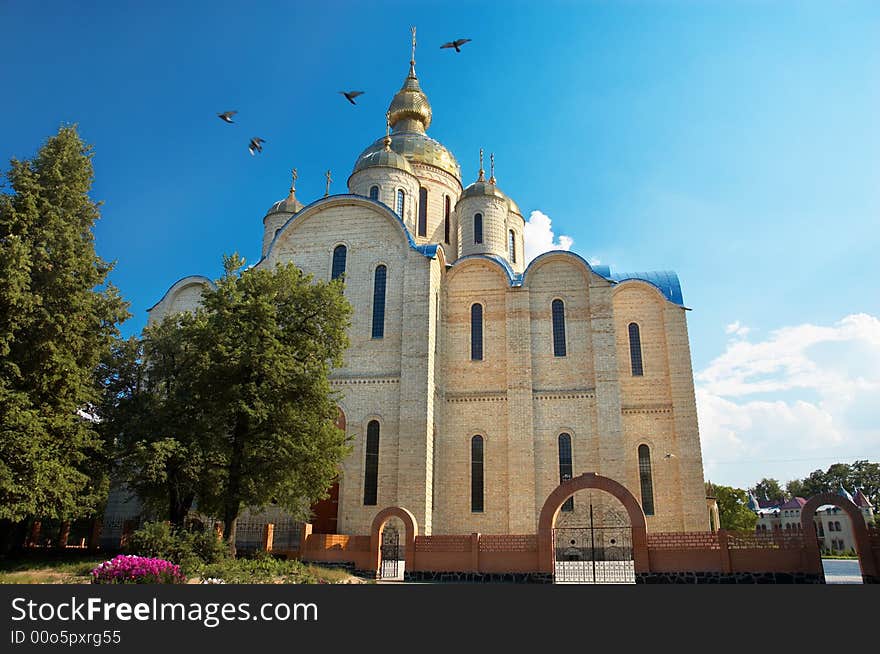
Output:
top-left (411, 26), bottom-right (417, 65)
top-left (325, 169), bottom-right (332, 197)
top-left (477, 148), bottom-right (485, 182)
top-left (290, 168), bottom-right (298, 194)
top-left (489, 153), bottom-right (496, 184)
top-left (384, 111), bottom-right (392, 150)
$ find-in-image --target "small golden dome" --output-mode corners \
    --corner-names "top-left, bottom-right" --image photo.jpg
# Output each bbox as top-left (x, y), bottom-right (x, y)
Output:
top-left (351, 147), bottom-right (414, 176)
top-left (388, 66), bottom-right (433, 132)
top-left (507, 197), bottom-right (524, 217)
top-left (459, 180), bottom-right (509, 203)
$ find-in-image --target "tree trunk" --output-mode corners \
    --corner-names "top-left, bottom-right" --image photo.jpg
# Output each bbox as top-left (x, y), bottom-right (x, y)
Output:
top-left (223, 414), bottom-right (247, 557)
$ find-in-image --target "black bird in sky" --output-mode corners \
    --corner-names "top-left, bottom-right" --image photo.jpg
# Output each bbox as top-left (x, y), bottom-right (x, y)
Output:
top-left (339, 90), bottom-right (364, 105)
top-left (440, 38), bottom-right (471, 53)
top-left (248, 137), bottom-right (265, 155)
top-left (217, 110), bottom-right (237, 123)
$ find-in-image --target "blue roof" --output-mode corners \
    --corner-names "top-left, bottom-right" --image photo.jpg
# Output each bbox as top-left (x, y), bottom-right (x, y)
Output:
top-left (609, 270), bottom-right (684, 305)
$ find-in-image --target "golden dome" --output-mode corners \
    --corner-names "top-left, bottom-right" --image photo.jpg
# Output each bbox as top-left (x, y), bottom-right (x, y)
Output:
top-left (507, 197), bottom-right (524, 217)
top-left (355, 131), bottom-right (460, 180)
top-left (459, 180), bottom-right (508, 203)
top-left (351, 146), bottom-right (414, 176)
top-left (388, 64), bottom-right (433, 131)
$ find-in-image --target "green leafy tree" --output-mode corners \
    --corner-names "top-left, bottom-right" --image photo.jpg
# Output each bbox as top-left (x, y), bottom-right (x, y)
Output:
top-left (192, 255), bottom-right (352, 553)
top-left (0, 126), bottom-right (129, 541)
top-left (713, 484), bottom-right (758, 531)
top-left (753, 478), bottom-right (785, 503)
top-left (97, 323), bottom-right (210, 526)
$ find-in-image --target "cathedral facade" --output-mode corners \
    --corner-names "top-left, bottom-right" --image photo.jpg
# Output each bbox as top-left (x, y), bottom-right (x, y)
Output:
top-left (148, 56), bottom-right (710, 537)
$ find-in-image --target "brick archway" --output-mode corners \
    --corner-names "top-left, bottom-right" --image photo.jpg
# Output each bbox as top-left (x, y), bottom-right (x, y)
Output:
top-left (800, 493), bottom-right (877, 582)
top-left (537, 472), bottom-right (649, 574)
top-left (369, 506), bottom-right (418, 576)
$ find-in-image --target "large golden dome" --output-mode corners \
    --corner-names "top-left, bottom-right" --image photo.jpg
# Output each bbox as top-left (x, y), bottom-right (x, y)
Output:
top-left (353, 61), bottom-right (461, 182)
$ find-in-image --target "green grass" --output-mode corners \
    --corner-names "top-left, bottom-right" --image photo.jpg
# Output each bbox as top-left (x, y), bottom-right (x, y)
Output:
top-left (0, 552), bottom-right (104, 584)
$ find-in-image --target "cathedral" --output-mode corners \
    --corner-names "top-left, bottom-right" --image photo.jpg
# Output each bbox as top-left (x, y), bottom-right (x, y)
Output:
top-left (147, 45), bottom-right (710, 538)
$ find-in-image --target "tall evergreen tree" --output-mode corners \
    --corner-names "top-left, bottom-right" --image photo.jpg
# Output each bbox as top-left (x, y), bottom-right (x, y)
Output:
top-left (0, 126), bottom-right (129, 536)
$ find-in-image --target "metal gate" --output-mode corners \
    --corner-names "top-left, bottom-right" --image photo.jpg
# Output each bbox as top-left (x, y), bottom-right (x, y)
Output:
top-left (380, 529), bottom-right (401, 579)
top-left (553, 502), bottom-right (635, 583)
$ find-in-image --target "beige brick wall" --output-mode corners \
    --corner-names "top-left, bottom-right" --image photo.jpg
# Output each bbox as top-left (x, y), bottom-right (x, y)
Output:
top-left (148, 193), bottom-right (710, 538)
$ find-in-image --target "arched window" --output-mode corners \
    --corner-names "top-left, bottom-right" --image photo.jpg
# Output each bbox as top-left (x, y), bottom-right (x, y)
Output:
top-left (470, 303), bottom-right (483, 361)
top-left (371, 265), bottom-right (387, 339)
top-left (396, 189), bottom-right (405, 217)
top-left (835, 521), bottom-right (841, 531)
top-left (638, 444), bottom-right (655, 516)
top-left (444, 196), bottom-right (451, 244)
top-left (558, 433), bottom-right (574, 512)
top-left (552, 299), bottom-right (566, 357)
top-left (331, 245), bottom-right (347, 281)
top-left (474, 213), bottom-right (483, 244)
top-left (508, 230), bottom-right (516, 263)
top-left (471, 435), bottom-right (484, 512)
top-left (363, 420), bottom-right (380, 505)
top-left (628, 322), bottom-right (644, 376)
top-left (369, 185), bottom-right (379, 201)
top-left (418, 187), bottom-right (428, 237)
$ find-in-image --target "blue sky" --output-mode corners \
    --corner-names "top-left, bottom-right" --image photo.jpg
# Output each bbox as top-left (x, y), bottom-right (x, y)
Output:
top-left (2, 1), bottom-right (879, 489)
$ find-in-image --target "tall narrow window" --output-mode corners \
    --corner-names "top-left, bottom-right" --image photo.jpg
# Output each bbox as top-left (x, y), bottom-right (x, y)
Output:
top-left (628, 322), bottom-right (644, 376)
top-left (638, 444), bottom-right (654, 516)
top-left (396, 189), bottom-right (405, 217)
top-left (418, 187), bottom-right (428, 237)
top-left (444, 196), bottom-right (450, 244)
top-left (363, 421), bottom-right (380, 505)
top-left (369, 185), bottom-right (379, 201)
top-left (331, 245), bottom-right (347, 281)
top-left (552, 299), bottom-right (566, 357)
top-left (470, 303), bottom-right (483, 361)
top-left (474, 213), bottom-right (483, 244)
top-left (471, 435), bottom-right (484, 512)
top-left (559, 433), bottom-right (574, 512)
top-left (371, 265), bottom-right (387, 339)
top-left (508, 230), bottom-right (516, 263)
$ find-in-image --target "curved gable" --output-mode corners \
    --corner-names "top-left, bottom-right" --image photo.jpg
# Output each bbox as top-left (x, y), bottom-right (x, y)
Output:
top-left (262, 194), bottom-right (437, 264)
top-left (147, 275), bottom-right (214, 323)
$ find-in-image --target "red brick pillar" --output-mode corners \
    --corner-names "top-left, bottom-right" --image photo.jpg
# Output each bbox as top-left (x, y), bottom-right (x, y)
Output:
top-left (299, 523), bottom-right (313, 558)
top-left (57, 521), bottom-right (71, 550)
top-left (28, 520), bottom-right (42, 548)
top-left (262, 523), bottom-right (275, 552)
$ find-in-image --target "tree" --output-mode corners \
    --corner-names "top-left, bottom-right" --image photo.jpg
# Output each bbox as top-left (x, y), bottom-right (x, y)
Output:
top-left (753, 478), bottom-right (785, 503)
top-left (97, 322), bottom-right (210, 526)
top-left (713, 484), bottom-right (757, 531)
top-left (193, 255), bottom-right (352, 553)
top-left (0, 126), bottom-right (129, 542)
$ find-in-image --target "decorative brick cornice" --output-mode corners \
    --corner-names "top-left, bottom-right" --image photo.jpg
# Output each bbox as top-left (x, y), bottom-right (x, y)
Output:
top-left (330, 375), bottom-right (400, 386)
top-left (621, 404), bottom-right (673, 415)
top-left (533, 388), bottom-right (595, 401)
top-left (445, 391), bottom-right (508, 403)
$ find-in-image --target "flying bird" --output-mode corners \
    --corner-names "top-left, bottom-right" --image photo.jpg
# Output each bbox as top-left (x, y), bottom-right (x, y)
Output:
top-left (440, 38), bottom-right (472, 53)
top-left (217, 111), bottom-right (237, 123)
top-left (339, 91), bottom-right (364, 105)
top-left (248, 137), bottom-right (265, 155)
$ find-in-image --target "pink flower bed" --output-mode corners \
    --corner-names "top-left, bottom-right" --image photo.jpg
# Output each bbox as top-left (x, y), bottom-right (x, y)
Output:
top-left (91, 555), bottom-right (186, 584)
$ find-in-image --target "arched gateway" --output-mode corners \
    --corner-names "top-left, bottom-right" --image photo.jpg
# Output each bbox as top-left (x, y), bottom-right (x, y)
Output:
top-left (800, 493), bottom-right (878, 583)
top-left (369, 507), bottom-right (418, 579)
top-left (537, 473), bottom-right (649, 581)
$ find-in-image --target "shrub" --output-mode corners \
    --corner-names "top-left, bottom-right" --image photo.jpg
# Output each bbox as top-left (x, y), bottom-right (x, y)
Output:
top-left (126, 522), bottom-right (226, 574)
top-left (92, 555), bottom-right (185, 584)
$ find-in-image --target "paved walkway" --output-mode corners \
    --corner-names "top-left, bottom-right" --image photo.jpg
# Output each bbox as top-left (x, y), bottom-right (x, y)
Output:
top-left (822, 558), bottom-right (862, 584)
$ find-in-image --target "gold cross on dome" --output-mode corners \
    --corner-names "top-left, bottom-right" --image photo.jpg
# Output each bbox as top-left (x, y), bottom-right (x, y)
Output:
top-left (411, 26), bottom-right (417, 65)
top-left (325, 169), bottom-right (332, 196)
top-left (290, 168), bottom-right (297, 193)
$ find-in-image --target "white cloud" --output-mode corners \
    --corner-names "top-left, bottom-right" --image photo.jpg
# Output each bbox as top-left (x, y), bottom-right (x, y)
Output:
top-left (523, 210), bottom-right (573, 263)
top-left (696, 313), bottom-right (880, 488)
top-left (724, 321), bottom-right (751, 338)
top-left (588, 257), bottom-right (602, 266)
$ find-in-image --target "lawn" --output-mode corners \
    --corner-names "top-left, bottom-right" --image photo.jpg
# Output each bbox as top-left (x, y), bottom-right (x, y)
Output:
top-left (0, 552), bottom-right (370, 584)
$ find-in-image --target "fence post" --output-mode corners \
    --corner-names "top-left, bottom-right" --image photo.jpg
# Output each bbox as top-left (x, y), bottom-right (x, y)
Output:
top-left (88, 519), bottom-right (102, 551)
top-left (471, 533), bottom-right (480, 573)
top-left (263, 523), bottom-right (275, 552)
top-left (718, 530), bottom-right (732, 574)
